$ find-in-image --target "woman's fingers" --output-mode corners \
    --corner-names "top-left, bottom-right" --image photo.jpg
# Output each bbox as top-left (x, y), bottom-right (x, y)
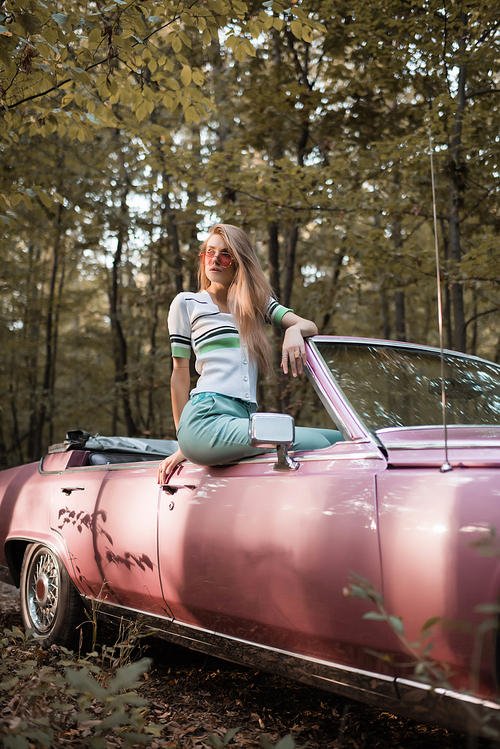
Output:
top-left (280, 347), bottom-right (306, 377)
top-left (157, 450), bottom-right (185, 484)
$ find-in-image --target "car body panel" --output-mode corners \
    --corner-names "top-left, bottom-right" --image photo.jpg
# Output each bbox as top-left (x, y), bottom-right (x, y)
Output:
top-left (158, 442), bottom-right (389, 673)
top-left (3, 336), bottom-right (500, 736)
top-left (378, 465), bottom-right (500, 694)
top-left (50, 463), bottom-right (170, 617)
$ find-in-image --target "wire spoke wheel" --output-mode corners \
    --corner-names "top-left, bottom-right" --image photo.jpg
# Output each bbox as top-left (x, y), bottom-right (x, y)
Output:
top-left (26, 548), bottom-right (60, 632)
top-left (20, 543), bottom-right (88, 650)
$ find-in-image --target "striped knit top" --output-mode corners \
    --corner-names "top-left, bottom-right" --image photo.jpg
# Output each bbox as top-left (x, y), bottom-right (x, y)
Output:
top-left (168, 290), bottom-right (291, 403)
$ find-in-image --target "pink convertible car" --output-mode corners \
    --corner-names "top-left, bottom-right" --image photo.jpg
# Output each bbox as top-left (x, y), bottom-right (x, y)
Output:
top-left (1, 336), bottom-right (500, 736)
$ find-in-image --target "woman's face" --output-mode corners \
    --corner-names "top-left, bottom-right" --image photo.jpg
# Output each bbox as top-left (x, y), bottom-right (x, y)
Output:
top-left (202, 233), bottom-right (236, 287)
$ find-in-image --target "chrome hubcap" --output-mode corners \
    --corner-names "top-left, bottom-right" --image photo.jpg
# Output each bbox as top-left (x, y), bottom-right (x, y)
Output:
top-left (27, 550), bottom-right (59, 632)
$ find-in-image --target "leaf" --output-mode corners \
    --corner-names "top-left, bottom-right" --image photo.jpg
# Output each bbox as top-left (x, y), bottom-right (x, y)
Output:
top-left (290, 20), bottom-right (302, 40)
top-left (3, 735), bottom-right (30, 749)
top-left (475, 603), bottom-right (500, 614)
top-left (180, 65), bottom-right (192, 87)
top-left (171, 35), bottom-right (182, 53)
top-left (388, 615), bottom-right (404, 634)
top-left (51, 13), bottom-right (69, 26)
top-left (275, 736), bottom-right (298, 749)
top-left (17, 12), bottom-right (42, 33)
top-left (65, 668), bottom-right (108, 699)
top-left (108, 657), bottom-right (151, 694)
top-left (38, 190), bottom-right (53, 208)
top-left (421, 616), bottom-right (441, 631)
top-left (184, 105), bottom-right (200, 124)
top-left (362, 611), bottom-right (386, 621)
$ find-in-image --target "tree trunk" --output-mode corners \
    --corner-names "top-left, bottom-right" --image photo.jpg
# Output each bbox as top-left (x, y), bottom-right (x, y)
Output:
top-left (392, 172), bottom-right (406, 342)
top-left (448, 10), bottom-right (468, 352)
top-left (439, 217), bottom-right (453, 350)
top-left (110, 147), bottom-right (136, 436)
top-left (25, 243), bottom-right (41, 461)
top-left (395, 290), bottom-right (406, 342)
top-left (321, 247), bottom-right (344, 333)
top-left (146, 236), bottom-right (159, 436)
top-left (35, 202), bottom-right (63, 458)
top-left (380, 289), bottom-right (391, 340)
top-left (162, 173), bottom-right (183, 294)
top-left (283, 224), bottom-right (299, 309)
top-left (268, 222), bottom-right (281, 300)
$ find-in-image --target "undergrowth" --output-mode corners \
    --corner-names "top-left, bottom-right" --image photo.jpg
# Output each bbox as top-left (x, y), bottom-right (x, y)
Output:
top-left (0, 621), bottom-right (306, 749)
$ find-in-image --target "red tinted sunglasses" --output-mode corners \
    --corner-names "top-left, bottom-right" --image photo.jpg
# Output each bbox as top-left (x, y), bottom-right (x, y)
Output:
top-left (199, 249), bottom-right (233, 268)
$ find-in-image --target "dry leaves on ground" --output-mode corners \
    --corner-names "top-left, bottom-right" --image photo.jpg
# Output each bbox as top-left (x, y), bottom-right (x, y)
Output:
top-left (0, 582), bottom-right (494, 749)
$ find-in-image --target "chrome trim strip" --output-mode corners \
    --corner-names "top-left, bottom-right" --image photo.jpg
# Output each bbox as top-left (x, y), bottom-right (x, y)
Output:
top-left (311, 335), bottom-right (500, 369)
top-left (383, 441), bottom-right (500, 451)
top-left (90, 598), bottom-right (499, 737)
top-left (397, 676), bottom-right (500, 711)
top-left (40, 461), bottom-right (161, 476)
top-left (307, 340), bottom-right (374, 442)
top-left (304, 361), bottom-right (353, 441)
top-left (238, 447), bottom-right (382, 465)
top-left (42, 449), bottom-right (382, 474)
top-left (377, 424), bottom-right (500, 433)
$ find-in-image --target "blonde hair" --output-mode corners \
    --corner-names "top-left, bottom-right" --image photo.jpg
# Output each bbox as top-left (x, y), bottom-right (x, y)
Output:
top-left (199, 224), bottom-right (274, 376)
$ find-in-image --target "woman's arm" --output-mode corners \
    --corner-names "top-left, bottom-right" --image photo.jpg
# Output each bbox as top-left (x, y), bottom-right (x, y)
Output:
top-left (157, 358), bottom-right (190, 484)
top-left (280, 311), bottom-right (318, 377)
top-left (170, 358), bottom-right (191, 428)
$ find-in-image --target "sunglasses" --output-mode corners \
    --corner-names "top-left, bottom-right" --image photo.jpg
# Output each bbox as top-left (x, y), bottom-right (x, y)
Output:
top-left (199, 249), bottom-right (233, 268)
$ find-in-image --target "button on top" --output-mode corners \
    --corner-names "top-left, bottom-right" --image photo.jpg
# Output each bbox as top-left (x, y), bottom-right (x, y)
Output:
top-left (242, 359), bottom-right (247, 365)
top-left (243, 375), bottom-right (248, 381)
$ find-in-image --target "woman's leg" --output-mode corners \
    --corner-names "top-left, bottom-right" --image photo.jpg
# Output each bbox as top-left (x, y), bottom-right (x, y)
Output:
top-left (178, 394), bottom-right (344, 466)
top-left (177, 394), bottom-right (266, 465)
top-left (293, 426), bottom-right (344, 451)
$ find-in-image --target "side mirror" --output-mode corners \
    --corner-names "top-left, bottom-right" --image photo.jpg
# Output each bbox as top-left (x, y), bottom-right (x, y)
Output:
top-left (249, 413), bottom-right (299, 471)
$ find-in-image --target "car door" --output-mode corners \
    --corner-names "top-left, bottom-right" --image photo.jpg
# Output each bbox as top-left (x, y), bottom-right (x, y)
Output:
top-left (51, 460), bottom-right (169, 617)
top-left (158, 440), bottom-right (390, 673)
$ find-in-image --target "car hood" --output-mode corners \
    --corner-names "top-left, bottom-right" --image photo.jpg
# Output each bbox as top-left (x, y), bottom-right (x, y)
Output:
top-left (377, 425), bottom-right (500, 467)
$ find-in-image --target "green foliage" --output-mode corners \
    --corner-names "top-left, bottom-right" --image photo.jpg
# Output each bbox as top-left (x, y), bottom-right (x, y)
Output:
top-left (1, 0), bottom-right (500, 465)
top-left (205, 727), bottom-right (241, 747)
top-left (0, 624), bottom-right (313, 748)
top-left (0, 625), bottom-right (161, 748)
top-left (345, 572), bottom-right (500, 738)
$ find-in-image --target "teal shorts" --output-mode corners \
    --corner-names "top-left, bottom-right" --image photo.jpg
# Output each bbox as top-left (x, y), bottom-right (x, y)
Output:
top-left (177, 392), bottom-right (343, 466)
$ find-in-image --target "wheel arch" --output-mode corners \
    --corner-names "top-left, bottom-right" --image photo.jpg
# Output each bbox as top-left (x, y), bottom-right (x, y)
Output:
top-left (5, 534), bottom-right (74, 588)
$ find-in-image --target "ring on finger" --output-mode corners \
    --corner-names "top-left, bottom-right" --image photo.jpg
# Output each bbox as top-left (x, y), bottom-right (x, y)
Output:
top-left (294, 351), bottom-right (300, 359)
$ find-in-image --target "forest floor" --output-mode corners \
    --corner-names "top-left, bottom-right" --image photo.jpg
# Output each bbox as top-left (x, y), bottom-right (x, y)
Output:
top-left (0, 581), bottom-right (495, 749)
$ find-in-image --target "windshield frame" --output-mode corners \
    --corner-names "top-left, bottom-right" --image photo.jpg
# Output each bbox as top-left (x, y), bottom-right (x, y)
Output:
top-left (307, 336), bottom-right (500, 439)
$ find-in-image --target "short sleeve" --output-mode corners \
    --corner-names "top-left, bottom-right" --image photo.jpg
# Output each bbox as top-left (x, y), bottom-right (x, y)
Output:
top-left (168, 294), bottom-right (192, 358)
top-left (265, 298), bottom-right (293, 328)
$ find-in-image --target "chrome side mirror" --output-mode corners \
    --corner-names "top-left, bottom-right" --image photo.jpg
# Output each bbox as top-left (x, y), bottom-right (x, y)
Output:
top-left (249, 413), bottom-right (299, 471)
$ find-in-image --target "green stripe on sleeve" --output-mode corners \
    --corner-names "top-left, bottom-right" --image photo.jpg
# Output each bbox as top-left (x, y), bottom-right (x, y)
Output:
top-left (272, 305), bottom-right (293, 327)
top-left (171, 344), bottom-right (191, 358)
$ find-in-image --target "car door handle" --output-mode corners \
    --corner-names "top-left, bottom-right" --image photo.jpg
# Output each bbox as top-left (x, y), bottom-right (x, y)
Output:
top-left (61, 487), bottom-right (85, 496)
top-left (162, 485), bottom-right (196, 495)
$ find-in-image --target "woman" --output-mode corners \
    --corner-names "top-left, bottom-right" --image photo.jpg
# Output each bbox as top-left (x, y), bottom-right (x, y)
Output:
top-left (157, 224), bottom-right (340, 483)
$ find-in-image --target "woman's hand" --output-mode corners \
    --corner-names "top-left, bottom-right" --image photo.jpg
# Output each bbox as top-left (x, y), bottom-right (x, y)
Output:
top-left (281, 325), bottom-right (308, 377)
top-left (157, 448), bottom-right (186, 484)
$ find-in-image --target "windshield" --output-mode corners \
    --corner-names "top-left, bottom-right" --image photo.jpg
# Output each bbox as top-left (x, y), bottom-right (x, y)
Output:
top-left (315, 342), bottom-right (500, 432)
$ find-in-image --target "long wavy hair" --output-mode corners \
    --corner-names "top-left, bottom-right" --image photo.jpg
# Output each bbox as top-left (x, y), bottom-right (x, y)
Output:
top-left (199, 224), bottom-right (274, 376)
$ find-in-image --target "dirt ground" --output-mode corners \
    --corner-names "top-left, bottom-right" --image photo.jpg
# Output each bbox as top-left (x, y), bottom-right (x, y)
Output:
top-left (0, 581), bottom-right (496, 748)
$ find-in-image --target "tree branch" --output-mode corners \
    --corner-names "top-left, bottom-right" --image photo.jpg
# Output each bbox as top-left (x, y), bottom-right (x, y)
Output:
top-left (464, 307), bottom-right (499, 329)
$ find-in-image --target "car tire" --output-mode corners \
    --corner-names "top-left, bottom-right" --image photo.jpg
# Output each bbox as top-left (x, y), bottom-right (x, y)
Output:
top-left (20, 543), bottom-right (89, 651)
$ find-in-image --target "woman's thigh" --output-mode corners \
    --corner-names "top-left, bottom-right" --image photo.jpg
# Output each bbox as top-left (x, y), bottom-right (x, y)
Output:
top-left (293, 426), bottom-right (344, 451)
top-left (177, 395), bottom-right (266, 465)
